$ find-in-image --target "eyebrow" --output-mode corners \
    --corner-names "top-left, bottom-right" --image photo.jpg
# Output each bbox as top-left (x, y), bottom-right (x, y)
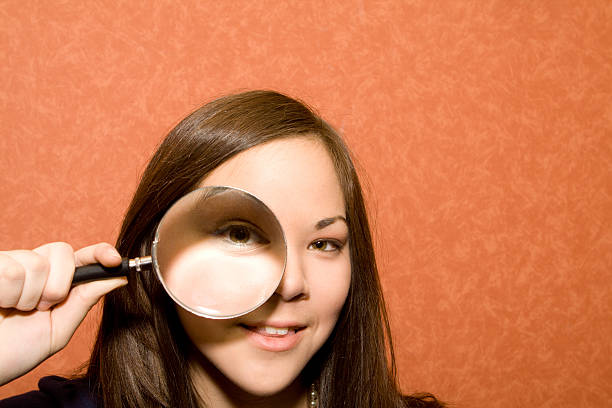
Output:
top-left (315, 216), bottom-right (348, 230)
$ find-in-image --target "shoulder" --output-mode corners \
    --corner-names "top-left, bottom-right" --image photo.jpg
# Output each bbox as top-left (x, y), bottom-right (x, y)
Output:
top-left (0, 376), bottom-right (99, 408)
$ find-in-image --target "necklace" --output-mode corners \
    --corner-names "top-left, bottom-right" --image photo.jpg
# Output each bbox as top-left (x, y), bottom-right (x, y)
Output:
top-left (308, 383), bottom-right (318, 407)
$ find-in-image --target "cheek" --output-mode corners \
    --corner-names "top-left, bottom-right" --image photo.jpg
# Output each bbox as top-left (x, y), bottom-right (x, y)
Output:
top-left (177, 307), bottom-right (239, 345)
top-left (177, 309), bottom-right (251, 386)
top-left (308, 253), bottom-right (352, 331)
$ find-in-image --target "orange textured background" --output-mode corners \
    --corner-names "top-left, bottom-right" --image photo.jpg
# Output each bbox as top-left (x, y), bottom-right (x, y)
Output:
top-left (1, 1), bottom-right (611, 406)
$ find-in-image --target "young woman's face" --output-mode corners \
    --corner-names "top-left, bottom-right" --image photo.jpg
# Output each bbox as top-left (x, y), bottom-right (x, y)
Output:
top-left (177, 137), bottom-right (351, 396)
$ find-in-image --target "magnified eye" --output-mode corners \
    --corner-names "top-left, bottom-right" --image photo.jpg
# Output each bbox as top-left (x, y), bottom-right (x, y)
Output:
top-left (214, 221), bottom-right (270, 248)
top-left (228, 225), bottom-right (250, 243)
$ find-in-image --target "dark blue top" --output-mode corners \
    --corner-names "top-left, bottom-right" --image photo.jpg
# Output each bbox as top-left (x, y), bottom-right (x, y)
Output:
top-left (0, 376), bottom-right (97, 408)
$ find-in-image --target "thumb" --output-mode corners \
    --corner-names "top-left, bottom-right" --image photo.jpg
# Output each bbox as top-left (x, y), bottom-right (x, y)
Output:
top-left (48, 277), bottom-right (127, 353)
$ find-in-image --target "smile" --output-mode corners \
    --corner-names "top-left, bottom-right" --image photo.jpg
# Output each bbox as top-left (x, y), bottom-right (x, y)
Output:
top-left (239, 324), bottom-right (306, 352)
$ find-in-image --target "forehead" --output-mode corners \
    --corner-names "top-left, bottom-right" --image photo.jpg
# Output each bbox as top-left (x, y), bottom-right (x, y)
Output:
top-left (198, 137), bottom-right (345, 222)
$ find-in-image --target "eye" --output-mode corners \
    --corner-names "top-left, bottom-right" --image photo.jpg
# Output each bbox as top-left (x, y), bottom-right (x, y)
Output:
top-left (214, 222), bottom-right (269, 248)
top-left (308, 239), bottom-right (343, 252)
top-left (228, 225), bottom-right (251, 244)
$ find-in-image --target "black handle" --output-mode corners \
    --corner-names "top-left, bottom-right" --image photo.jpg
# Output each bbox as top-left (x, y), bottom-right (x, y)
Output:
top-left (72, 258), bottom-right (130, 284)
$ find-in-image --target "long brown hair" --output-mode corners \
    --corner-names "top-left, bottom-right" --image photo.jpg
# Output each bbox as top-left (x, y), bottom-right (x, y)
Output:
top-left (86, 90), bottom-right (443, 408)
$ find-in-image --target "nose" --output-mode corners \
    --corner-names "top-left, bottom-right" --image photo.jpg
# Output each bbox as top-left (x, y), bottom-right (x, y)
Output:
top-left (274, 246), bottom-right (307, 301)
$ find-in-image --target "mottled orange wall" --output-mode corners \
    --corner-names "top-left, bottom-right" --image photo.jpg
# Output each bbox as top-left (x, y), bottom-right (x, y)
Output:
top-left (1, 1), bottom-right (610, 406)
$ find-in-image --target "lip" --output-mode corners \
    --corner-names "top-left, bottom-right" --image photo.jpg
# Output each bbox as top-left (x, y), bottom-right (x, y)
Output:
top-left (239, 322), bottom-right (306, 352)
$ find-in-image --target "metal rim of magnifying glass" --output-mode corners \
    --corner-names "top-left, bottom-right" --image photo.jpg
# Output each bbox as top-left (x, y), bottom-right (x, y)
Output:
top-left (150, 185), bottom-right (287, 319)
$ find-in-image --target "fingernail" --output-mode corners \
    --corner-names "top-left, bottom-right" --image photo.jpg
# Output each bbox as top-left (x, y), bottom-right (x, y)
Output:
top-left (38, 301), bottom-right (53, 311)
top-left (106, 247), bottom-right (122, 261)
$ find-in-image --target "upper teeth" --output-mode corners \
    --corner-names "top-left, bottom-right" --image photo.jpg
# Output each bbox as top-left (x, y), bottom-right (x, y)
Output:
top-left (264, 326), bottom-right (289, 335)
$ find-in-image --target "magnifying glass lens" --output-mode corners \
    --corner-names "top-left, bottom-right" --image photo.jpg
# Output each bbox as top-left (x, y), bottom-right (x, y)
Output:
top-left (152, 187), bottom-right (286, 319)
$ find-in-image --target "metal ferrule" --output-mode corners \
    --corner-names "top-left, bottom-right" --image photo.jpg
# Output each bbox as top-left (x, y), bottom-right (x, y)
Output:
top-left (129, 256), bottom-right (152, 272)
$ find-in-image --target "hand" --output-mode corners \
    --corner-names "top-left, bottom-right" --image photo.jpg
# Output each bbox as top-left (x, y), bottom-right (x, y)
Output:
top-left (0, 242), bottom-right (127, 386)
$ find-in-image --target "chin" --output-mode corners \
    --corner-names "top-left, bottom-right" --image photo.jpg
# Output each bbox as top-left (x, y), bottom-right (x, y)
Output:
top-left (190, 344), bottom-right (307, 399)
top-left (217, 356), bottom-right (306, 397)
top-left (238, 376), bottom-right (299, 397)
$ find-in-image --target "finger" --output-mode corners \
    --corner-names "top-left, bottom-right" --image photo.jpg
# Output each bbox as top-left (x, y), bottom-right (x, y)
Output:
top-left (49, 276), bottom-right (127, 352)
top-left (15, 251), bottom-right (50, 310)
top-left (4, 250), bottom-right (50, 311)
top-left (34, 242), bottom-right (75, 311)
top-left (74, 242), bottom-right (122, 268)
top-left (0, 253), bottom-right (27, 308)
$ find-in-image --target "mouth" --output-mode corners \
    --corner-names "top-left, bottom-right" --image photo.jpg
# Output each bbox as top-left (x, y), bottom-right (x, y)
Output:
top-left (239, 324), bottom-right (305, 336)
top-left (239, 323), bottom-right (307, 351)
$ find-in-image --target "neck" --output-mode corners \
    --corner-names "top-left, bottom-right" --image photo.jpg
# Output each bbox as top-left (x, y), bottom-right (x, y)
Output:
top-left (189, 354), bottom-right (308, 408)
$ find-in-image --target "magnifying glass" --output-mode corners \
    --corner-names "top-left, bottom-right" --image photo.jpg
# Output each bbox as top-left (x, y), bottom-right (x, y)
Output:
top-left (72, 186), bottom-right (287, 319)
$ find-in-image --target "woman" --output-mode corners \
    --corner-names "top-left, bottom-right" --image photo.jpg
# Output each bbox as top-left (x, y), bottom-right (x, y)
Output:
top-left (0, 91), bottom-right (443, 407)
